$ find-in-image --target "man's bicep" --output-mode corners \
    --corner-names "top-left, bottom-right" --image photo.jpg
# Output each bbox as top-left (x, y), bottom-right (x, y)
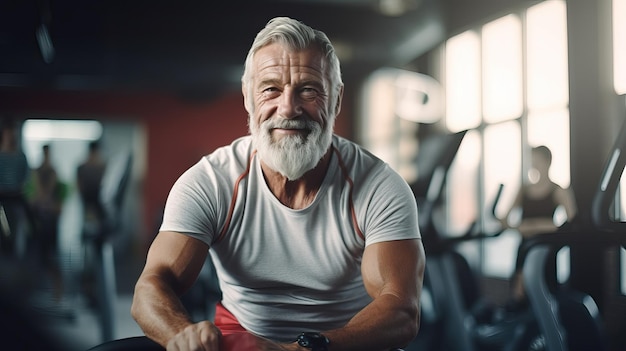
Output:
top-left (361, 239), bottom-right (425, 300)
top-left (142, 231), bottom-right (210, 295)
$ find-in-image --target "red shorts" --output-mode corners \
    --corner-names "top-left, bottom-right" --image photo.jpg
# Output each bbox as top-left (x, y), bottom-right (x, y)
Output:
top-left (215, 303), bottom-right (267, 350)
top-left (214, 302), bottom-right (248, 336)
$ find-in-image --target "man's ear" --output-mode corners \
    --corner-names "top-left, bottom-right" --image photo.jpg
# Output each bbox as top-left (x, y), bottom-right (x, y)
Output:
top-left (242, 83), bottom-right (251, 114)
top-left (334, 85), bottom-right (344, 117)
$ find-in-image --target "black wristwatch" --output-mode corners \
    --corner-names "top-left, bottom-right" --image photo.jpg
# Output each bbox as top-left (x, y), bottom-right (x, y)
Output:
top-left (296, 332), bottom-right (330, 351)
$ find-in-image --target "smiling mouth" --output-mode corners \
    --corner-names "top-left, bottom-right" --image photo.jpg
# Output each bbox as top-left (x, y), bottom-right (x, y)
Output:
top-left (265, 118), bottom-right (313, 139)
top-left (271, 127), bottom-right (309, 136)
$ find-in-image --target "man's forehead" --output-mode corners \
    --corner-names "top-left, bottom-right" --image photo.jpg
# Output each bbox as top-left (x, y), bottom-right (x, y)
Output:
top-left (253, 43), bottom-right (326, 75)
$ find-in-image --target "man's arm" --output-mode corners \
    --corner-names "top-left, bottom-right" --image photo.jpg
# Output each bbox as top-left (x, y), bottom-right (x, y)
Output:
top-left (313, 238), bottom-right (426, 351)
top-left (131, 231), bottom-right (221, 350)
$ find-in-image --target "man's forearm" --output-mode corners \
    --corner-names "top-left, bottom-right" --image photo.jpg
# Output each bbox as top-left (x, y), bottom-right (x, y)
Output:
top-left (131, 274), bottom-right (195, 347)
top-left (321, 293), bottom-right (419, 351)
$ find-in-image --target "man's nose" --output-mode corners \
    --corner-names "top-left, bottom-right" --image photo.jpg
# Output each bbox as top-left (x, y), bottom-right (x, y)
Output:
top-left (277, 88), bottom-right (302, 119)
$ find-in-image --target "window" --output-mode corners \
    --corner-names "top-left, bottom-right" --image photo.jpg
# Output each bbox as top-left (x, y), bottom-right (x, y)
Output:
top-left (445, 31), bottom-right (481, 132)
top-left (526, 0), bottom-right (569, 111)
top-left (482, 14), bottom-right (523, 123)
top-left (444, 1), bottom-right (570, 278)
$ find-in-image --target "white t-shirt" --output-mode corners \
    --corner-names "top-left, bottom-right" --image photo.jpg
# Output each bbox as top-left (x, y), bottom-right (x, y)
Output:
top-left (160, 134), bottom-right (420, 341)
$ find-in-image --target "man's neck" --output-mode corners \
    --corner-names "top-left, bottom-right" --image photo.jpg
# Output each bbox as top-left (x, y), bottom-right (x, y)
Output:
top-left (261, 149), bottom-right (332, 210)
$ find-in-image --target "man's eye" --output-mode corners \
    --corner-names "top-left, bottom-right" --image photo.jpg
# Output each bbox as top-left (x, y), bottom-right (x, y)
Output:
top-left (300, 87), bottom-right (319, 99)
top-left (262, 87), bottom-right (280, 97)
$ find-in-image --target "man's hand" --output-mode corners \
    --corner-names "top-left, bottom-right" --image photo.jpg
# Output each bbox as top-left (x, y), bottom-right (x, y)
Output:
top-left (166, 321), bottom-right (221, 351)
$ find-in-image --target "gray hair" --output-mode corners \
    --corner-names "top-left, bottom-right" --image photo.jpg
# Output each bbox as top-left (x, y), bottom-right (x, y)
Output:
top-left (241, 17), bottom-right (343, 113)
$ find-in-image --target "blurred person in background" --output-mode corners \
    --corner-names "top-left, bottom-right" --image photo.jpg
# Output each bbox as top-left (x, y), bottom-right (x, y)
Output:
top-left (29, 144), bottom-right (66, 302)
top-left (0, 116), bottom-right (31, 258)
top-left (77, 140), bottom-right (108, 239)
top-left (501, 145), bottom-right (577, 307)
top-left (76, 140), bottom-right (108, 306)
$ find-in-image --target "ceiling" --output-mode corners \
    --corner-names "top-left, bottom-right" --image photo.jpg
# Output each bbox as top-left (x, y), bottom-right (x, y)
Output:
top-left (0, 0), bottom-right (445, 99)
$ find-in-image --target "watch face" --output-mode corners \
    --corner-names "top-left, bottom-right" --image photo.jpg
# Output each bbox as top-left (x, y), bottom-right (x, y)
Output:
top-left (297, 332), bottom-right (330, 351)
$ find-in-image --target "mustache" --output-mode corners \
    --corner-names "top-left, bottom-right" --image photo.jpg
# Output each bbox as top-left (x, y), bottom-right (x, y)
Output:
top-left (262, 118), bottom-right (315, 130)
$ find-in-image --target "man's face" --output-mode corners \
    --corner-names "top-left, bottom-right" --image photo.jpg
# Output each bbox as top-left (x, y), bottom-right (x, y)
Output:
top-left (245, 43), bottom-right (339, 180)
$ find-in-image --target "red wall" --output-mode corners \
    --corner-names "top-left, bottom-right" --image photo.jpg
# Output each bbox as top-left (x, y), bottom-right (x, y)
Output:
top-left (0, 88), bottom-right (352, 249)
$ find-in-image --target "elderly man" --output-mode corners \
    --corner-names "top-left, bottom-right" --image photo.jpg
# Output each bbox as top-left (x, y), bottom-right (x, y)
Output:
top-left (132, 17), bottom-right (425, 351)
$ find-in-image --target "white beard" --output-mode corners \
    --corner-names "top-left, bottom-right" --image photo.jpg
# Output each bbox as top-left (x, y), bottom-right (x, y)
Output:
top-left (250, 116), bottom-right (334, 180)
